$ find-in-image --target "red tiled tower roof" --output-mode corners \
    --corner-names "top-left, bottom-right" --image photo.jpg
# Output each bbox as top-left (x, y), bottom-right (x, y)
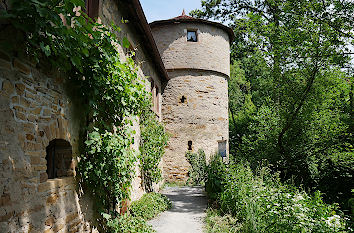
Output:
top-left (172, 9), bottom-right (195, 20)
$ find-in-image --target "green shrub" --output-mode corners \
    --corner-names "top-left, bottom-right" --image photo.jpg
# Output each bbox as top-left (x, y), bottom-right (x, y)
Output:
top-left (205, 208), bottom-right (241, 233)
top-left (130, 192), bottom-right (172, 220)
top-left (206, 161), bottom-right (348, 232)
top-left (186, 149), bottom-right (207, 185)
top-left (205, 154), bottom-right (228, 201)
top-left (103, 213), bottom-right (154, 233)
top-left (140, 111), bottom-right (169, 192)
top-left (102, 192), bottom-right (171, 233)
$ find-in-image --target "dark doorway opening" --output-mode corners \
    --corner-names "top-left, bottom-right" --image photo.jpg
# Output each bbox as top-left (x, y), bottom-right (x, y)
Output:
top-left (46, 139), bottom-right (73, 179)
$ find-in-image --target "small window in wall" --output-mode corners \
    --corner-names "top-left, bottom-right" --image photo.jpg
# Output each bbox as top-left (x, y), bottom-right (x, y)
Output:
top-left (180, 96), bottom-right (186, 103)
top-left (46, 139), bottom-right (73, 179)
top-left (85, 0), bottom-right (99, 19)
top-left (218, 140), bottom-right (227, 158)
top-left (187, 30), bottom-right (197, 42)
top-left (188, 141), bottom-right (193, 150)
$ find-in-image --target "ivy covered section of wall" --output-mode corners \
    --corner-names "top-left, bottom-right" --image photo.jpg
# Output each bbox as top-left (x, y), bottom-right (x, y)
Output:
top-left (140, 110), bottom-right (169, 192)
top-left (1, 0), bottom-right (168, 224)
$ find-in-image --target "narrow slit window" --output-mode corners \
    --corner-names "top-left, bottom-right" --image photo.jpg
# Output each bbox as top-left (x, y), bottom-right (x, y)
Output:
top-left (188, 141), bottom-right (192, 150)
top-left (187, 30), bottom-right (197, 42)
top-left (180, 96), bottom-right (186, 103)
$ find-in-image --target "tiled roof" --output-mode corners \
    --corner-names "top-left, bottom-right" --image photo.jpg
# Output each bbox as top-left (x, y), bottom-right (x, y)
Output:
top-left (172, 9), bottom-right (195, 20)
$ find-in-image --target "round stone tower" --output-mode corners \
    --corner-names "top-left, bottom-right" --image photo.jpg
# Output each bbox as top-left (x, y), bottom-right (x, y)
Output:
top-left (150, 11), bottom-right (234, 182)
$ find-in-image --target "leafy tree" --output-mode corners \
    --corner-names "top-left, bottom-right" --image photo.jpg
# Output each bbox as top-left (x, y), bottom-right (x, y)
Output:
top-left (192, 0), bottom-right (354, 210)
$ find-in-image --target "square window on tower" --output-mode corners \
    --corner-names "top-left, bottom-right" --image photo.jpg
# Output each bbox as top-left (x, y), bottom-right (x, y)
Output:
top-left (187, 30), bottom-right (197, 42)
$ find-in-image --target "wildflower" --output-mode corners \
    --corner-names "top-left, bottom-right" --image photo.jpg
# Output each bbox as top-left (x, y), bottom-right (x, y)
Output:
top-left (325, 215), bottom-right (342, 229)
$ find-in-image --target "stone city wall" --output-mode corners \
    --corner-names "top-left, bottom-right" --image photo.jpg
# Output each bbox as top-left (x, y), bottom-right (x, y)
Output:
top-left (0, 51), bottom-right (94, 232)
top-left (0, 1), bottom-right (167, 231)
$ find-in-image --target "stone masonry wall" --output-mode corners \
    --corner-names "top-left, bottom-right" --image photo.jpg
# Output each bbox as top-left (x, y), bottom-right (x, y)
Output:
top-left (0, 51), bottom-right (94, 232)
top-left (151, 22), bottom-right (230, 76)
top-left (162, 70), bottom-right (229, 181)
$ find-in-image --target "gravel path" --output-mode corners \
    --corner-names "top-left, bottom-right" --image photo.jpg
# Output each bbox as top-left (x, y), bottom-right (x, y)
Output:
top-left (148, 186), bottom-right (207, 233)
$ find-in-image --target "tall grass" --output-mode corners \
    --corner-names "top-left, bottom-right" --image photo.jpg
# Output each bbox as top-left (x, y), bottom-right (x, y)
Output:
top-left (205, 156), bottom-right (349, 232)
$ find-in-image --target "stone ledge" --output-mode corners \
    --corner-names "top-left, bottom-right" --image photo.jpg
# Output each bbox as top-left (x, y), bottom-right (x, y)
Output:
top-left (38, 177), bottom-right (75, 193)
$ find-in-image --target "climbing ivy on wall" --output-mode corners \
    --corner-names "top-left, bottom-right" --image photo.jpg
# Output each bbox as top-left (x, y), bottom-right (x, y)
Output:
top-left (1, 0), bottom-right (165, 218)
top-left (140, 110), bottom-right (169, 192)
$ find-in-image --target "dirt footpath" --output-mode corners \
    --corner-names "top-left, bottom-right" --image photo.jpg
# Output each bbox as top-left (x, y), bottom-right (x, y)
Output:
top-left (148, 186), bottom-right (208, 233)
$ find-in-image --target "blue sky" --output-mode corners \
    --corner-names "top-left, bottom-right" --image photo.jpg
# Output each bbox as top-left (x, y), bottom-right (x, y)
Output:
top-left (140, 0), bottom-right (202, 23)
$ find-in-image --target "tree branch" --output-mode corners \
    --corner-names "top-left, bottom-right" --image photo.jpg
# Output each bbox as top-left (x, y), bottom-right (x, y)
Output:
top-left (277, 61), bottom-right (319, 158)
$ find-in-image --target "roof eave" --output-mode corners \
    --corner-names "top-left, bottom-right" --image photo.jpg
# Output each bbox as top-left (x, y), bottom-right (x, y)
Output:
top-left (123, 0), bottom-right (170, 82)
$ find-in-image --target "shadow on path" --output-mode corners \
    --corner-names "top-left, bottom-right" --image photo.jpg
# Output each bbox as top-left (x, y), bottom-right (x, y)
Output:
top-left (148, 186), bottom-right (207, 233)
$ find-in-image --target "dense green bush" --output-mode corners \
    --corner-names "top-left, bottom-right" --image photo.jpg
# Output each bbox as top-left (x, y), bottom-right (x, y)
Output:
top-left (130, 192), bottom-right (172, 220)
top-left (205, 161), bottom-right (348, 232)
top-left (205, 154), bottom-right (227, 201)
top-left (205, 208), bottom-right (241, 233)
top-left (103, 213), bottom-right (154, 233)
top-left (103, 192), bottom-right (171, 233)
top-left (192, 0), bottom-right (354, 212)
top-left (185, 149), bottom-right (207, 185)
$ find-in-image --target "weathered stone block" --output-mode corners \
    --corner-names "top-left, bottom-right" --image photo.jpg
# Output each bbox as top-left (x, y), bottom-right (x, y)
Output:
top-left (53, 223), bottom-right (64, 232)
top-left (25, 142), bottom-right (42, 151)
top-left (0, 59), bottom-right (12, 70)
top-left (15, 83), bottom-right (25, 95)
top-left (43, 228), bottom-right (53, 233)
top-left (65, 212), bottom-right (79, 223)
top-left (0, 212), bottom-right (12, 222)
top-left (42, 108), bottom-right (51, 117)
top-left (26, 134), bottom-right (35, 141)
top-left (15, 111), bottom-right (26, 121)
top-left (46, 193), bottom-right (59, 205)
top-left (33, 165), bottom-right (46, 171)
top-left (11, 95), bottom-right (19, 104)
top-left (27, 114), bottom-right (38, 122)
top-left (25, 90), bottom-right (36, 100)
top-left (13, 59), bottom-right (31, 75)
top-left (1, 80), bottom-right (14, 96)
top-left (30, 155), bottom-right (41, 165)
top-left (0, 193), bottom-right (11, 207)
top-left (20, 96), bottom-right (31, 108)
top-left (23, 122), bottom-right (35, 133)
